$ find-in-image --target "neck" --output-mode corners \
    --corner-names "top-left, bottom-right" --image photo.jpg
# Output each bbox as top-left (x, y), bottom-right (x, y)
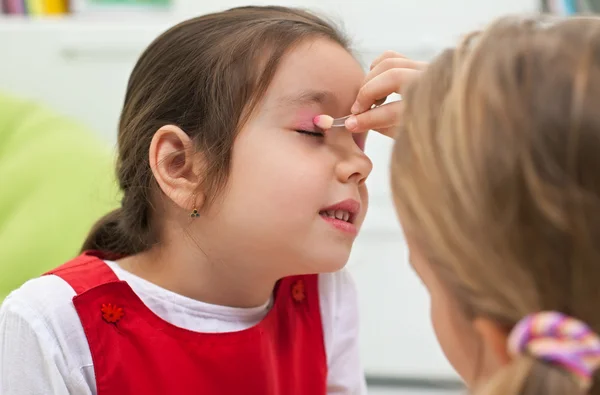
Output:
top-left (117, 235), bottom-right (277, 309)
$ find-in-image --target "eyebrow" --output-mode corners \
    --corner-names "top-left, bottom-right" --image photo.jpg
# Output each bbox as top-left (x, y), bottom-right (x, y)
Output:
top-left (278, 89), bottom-right (338, 108)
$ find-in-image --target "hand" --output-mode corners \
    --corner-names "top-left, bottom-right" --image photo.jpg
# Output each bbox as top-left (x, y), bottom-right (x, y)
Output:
top-left (345, 51), bottom-right (426, 138)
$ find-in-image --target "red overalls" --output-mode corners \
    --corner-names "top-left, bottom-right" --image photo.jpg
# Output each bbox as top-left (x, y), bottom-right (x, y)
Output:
top-left (45, 251), bottom-right (327, 395)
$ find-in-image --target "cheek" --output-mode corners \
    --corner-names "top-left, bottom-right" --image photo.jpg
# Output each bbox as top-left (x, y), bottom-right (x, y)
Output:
top-left (407, 242), bottom-right (484, 385)
top-left (429, 287), bottom-right (481, 385)
top-left (227, 133), bottom-right (328, 217)
top-left (355, 184), bottom-right (369, 226)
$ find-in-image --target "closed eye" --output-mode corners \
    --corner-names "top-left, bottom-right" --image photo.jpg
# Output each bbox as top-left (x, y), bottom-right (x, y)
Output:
top-left (297, 130), bottom-right (325, 138)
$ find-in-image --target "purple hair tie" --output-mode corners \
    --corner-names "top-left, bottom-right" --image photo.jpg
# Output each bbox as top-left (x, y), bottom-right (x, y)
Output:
top-left (508, 311), bottom-right (600, 390)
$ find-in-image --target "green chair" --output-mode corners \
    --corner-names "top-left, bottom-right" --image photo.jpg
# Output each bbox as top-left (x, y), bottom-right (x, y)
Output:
top-left (0, 92), bottom-right (120, 300)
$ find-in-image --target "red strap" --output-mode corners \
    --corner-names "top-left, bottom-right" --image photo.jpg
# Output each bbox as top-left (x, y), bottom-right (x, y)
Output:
top-left (45, 251), bottom-right (120, 295)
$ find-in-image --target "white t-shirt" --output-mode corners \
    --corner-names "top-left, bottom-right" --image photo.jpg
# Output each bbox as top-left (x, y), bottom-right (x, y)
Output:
top-left (0, 260), bottom-right (366, 394)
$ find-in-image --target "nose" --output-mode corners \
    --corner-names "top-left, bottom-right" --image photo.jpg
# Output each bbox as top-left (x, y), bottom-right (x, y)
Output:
top-left (332, 131), bottom-right (373, 184)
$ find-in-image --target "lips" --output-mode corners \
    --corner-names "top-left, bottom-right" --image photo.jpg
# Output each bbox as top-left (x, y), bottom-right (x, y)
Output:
top-left (318, 199), bottom-right (360, 225)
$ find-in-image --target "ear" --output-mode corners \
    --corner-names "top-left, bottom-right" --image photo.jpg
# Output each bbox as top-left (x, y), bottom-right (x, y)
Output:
top-left (149, 125), bottom-right (205, 213)
top-left (473, 317), bottom-right (512, 366)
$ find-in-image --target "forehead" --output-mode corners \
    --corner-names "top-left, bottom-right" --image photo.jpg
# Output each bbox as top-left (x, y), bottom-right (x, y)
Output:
top-left (262, 38), bottom-right (365, 109)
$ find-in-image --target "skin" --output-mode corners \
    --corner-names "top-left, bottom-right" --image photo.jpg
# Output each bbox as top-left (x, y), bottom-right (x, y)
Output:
top-left (117, 38), bottom-right (371, 309)
top-left (405, 237), bottom-right (509, 387)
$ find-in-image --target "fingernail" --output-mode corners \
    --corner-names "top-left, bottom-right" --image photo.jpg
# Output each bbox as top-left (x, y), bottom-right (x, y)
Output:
top-left (345, 116), bottom-right (357, 131)
top-left (351, 102), bottom-right (360, 114)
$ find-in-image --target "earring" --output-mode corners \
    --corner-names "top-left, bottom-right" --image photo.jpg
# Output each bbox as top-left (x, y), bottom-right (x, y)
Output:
top-left (190, 193), bottom-right (200, 218)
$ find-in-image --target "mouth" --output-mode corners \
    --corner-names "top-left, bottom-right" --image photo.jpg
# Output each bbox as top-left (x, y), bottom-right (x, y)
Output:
top-left (319, 199), bottom-right (360, 234)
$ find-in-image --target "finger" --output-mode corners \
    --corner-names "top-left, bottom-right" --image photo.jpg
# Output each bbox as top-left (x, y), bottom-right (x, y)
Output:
top-left (369, 50), bottom-right (406, 70)
top-left (376, 126), bottom-right (400, 139)
top-left (364, 57), bottom-right (427, 86)
top-left (353, 68), bottom-right (420, 114)
top-left (345, 100), bottom-right (405, 136)
top-left (362, 59), bottom-right (427, 108)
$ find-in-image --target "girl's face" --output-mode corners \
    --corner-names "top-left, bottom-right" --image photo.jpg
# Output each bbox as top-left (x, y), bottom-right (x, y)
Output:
top-left (197, 38), bottom-right (371, 278)
top-left (407, 242), bottom-right (480, 383)
top-left (405, 237), bottom-right (505, 388)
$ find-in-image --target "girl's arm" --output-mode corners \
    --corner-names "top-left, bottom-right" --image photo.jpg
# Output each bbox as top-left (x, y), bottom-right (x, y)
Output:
top-left (320, 269), bottom-right (367, 395)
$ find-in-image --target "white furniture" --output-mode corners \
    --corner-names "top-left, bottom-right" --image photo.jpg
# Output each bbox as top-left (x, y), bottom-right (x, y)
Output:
top-left (0, 0), bottom-right (537, 379)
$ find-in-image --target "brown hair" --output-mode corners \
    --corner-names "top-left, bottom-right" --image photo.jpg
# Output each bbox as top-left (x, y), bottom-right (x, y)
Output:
top-left (391, 15), bottom-right (600, 395)
top-left (83, 6), bottom-right (350, 256)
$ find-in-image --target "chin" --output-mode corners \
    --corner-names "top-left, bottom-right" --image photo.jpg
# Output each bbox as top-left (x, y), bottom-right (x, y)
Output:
top-left (305, 248), bottom-right (352, 274)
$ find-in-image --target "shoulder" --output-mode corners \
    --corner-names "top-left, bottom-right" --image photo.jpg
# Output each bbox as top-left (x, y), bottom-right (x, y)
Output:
top-left (317, 270), bottom-right (367, 394)
top-left (318, 268), bottom-right (359, 313)
top-left (2, 274), bottom-right (78, 323)
top-left (317, 269), bottom-right (360, 358)
top-left (1, 274), bottom-right (91, 365)
top-left (0, 271), bottom-right (96, 394)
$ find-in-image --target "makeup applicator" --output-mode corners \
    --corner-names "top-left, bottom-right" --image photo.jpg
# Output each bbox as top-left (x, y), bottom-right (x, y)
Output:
top-left (312, 115), bottom-right (350, 130)
top-left (313, 97), bottom-right (389, 130)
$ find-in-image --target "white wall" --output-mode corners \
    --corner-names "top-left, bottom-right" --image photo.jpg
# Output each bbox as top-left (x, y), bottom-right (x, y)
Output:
top-left (175, 0), bottom-right (539, 53)
top-left (0, 0), bottom-right (539, 379)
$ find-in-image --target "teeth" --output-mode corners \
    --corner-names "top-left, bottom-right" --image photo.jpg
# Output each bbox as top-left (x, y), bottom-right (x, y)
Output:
top-left (322, 210), bottom-right (351, 222)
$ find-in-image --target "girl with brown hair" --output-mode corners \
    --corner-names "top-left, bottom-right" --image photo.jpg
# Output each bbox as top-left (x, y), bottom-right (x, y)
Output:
top-left (0, 6), bottom-right (376, 394)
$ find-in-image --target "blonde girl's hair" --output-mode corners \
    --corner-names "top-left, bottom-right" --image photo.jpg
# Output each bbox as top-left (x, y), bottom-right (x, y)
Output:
top-left (391, 15), bottom-right (600, 395)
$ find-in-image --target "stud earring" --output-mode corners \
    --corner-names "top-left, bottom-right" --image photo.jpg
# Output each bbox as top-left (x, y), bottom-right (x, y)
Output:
top-left (190, 208), bottom-right (199, 218)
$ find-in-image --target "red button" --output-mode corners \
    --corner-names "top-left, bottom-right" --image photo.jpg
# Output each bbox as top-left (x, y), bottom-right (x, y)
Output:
top-left (291, 280), bottom-right (305, 302)
top-left (101, 303), bottom-right (125, 324)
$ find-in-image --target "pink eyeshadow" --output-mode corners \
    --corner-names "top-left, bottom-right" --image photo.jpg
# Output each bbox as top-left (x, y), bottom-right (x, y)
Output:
top-left (293, 109), bottom-right (320, 130)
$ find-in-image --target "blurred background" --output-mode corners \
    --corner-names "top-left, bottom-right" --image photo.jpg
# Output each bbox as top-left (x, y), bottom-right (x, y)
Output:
top-left (0, 0), bottom-right (593, 394)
